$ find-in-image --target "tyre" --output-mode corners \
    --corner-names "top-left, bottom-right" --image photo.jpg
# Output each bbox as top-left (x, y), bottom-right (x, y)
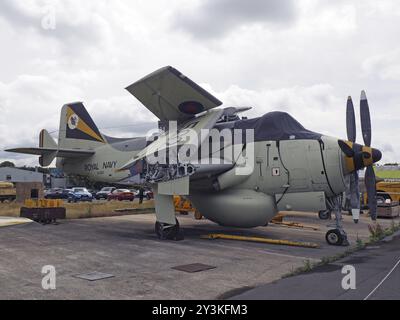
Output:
top-left (326, 229), bottom-right (344, 246)
top-left (318, 210), bottom-right (331, 220)
top-left (155, 219), bottom-right (180, 240)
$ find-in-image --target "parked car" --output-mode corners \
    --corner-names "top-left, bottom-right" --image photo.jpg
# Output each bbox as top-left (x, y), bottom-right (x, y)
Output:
top-left (87, 189), bottom-right (99, 198)
top-left (132, 189), bottom-right (154, 200)
top-left (96, 187), bottom-right (116, 200)
top-left (45, 188), bottom-right (70, 200)
top-left (107, 189), bottom-right (134, 202)
top-left (68, 187), bottom-right (93, 203)
top-left (145, 190), bottom-right (154, 200)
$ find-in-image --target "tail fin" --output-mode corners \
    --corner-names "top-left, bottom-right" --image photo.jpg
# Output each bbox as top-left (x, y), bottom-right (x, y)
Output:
top-left (39, 129), bottom-right (57, 166)
top-left (58, 102), bottom-right (107, 149)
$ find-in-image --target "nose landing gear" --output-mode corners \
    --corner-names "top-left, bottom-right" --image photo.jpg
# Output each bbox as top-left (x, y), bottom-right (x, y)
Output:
top-left (326, 229), bottom-right (348, 246)
top-left (318, 210), bottom-right (332, 220)
top-left (325, 195), bottom-right (350, 246)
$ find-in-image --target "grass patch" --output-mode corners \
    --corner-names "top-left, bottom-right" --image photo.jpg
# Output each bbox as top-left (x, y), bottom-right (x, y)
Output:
top-left (0, 200), bottom-right (155, 220)
top-left (0, 202), bottom-right (20, 217)
top-left (369, 221), bottom-right (400, 242)
top-left (375, 170), bottom-right (400, 179)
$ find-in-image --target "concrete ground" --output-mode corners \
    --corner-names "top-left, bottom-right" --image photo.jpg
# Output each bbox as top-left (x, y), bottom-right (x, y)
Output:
top-left (0, 211), bottom-right (398, 300)
top-left (231, 236), bottom-right (400, 300)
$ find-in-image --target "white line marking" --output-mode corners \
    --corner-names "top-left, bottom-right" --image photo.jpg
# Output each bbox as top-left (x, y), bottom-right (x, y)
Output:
top-left (364, 257), bottom-right (400, 300)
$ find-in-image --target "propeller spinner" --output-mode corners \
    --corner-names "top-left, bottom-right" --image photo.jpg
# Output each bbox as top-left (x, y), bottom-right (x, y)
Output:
top-left (338, 91), bottom-right (382, 222)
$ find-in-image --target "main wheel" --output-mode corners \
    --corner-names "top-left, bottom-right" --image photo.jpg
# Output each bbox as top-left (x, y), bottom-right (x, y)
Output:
top-left (155, 219), bottom-right (180, 240)
top-left (326, 229), bottom-right (344, 246)
top-left (318, 210), bottom-right (331, 220)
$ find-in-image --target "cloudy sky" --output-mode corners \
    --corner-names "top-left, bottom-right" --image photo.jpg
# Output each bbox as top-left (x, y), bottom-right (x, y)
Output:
top-left (0, 0), bottom-right (399, 166)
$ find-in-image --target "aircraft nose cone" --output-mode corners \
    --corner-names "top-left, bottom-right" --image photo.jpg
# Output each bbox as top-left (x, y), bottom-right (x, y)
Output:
top-left (372, 148), bottom-right (382, 164)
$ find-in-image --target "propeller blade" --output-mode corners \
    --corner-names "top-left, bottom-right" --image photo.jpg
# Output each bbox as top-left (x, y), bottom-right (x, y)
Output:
top-left (338, 140), bottom-right (355, 157)
top-left (365, 166), bottom-right (377, 221)
top-left (350, 171), bottom-right (360, 223)
top-left (346, 96), bottom-right (356, 143)
top-left (360, 90), bottom-right (372, 147)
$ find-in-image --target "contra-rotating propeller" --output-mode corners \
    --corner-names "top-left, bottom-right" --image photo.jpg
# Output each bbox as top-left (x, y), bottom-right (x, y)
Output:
top-left (338, 91), bottom-right (382, 222)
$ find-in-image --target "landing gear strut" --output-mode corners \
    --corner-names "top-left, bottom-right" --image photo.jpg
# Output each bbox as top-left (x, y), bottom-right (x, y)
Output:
top-left (155, 219), bottom-right (183, 241)
top-left (325, 196), bottom-right (349, 246)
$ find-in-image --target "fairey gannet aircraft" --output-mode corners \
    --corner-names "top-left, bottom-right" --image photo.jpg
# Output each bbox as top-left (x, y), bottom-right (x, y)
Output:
top-left (6, 66), bottom-right (382, 246)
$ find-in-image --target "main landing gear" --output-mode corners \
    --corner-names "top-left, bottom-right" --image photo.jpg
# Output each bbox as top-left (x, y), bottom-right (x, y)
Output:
top-left (155, 219), bottom-right (184, 241)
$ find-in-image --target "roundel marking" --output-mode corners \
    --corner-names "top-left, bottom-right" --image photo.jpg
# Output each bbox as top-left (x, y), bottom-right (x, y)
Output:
top-left (178, 101), bottom-right (205, 115)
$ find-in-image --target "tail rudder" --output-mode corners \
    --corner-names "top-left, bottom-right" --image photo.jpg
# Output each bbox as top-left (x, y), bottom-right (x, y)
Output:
top-left (59, 102), bottom-right (106, 150)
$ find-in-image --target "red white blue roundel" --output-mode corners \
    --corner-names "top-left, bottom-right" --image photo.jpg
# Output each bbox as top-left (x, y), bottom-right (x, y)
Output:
top-left (178, 101), bottom-right (205, 115)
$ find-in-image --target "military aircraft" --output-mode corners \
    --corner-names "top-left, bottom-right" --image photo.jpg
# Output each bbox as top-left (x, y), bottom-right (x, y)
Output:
top-left (6, 66), bottom-right (382, 246)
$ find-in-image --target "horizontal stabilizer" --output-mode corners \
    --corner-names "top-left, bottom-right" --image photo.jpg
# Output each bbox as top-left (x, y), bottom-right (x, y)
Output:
top-left (5, 147), bottom-right (95, 159)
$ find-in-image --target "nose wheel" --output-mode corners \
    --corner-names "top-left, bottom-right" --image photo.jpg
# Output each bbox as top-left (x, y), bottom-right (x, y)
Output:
top-left (318, 210), bottom-right (332, 220)
top-left (155, 219), bottom-right (183, 241)
top-left (326, 229), bottom-right (349, 246)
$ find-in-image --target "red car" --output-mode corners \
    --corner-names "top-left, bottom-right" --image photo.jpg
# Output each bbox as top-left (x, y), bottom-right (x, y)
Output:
top-left (107, 189), bottom-right (135, 202)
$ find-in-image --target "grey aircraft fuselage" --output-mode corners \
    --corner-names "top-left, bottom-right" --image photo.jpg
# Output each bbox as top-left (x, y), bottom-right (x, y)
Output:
top-left (58, 136), bottom-right (148, 184)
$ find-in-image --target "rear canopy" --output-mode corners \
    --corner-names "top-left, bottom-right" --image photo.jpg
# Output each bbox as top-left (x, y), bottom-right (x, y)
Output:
top-left (234, 111), bottom-right (321, 142)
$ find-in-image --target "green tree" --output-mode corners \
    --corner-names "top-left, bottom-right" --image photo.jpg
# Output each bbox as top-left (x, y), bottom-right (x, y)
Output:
top-left (0, 161), bottom-right (15, 168)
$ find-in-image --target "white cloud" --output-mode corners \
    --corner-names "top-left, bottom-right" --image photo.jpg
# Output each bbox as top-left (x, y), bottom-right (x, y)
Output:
top-left (363, 49), bottom-right (400, 80)
top-left (172, 0), bottom-right (297, 39)
top-left (0, 0), bottom-right (399, 166)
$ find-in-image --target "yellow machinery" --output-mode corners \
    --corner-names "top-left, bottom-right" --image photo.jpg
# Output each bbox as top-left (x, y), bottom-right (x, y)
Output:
top-left (24, 199), bottom-right (64, 208)
top-left (174, 196), bottom-right (203, 220)
top-left (21, 199), bottom-right (66, 224)
top-left (375, 180), bottom-right (400, 203)
top-left (0, 181), bottom-right (16, 203)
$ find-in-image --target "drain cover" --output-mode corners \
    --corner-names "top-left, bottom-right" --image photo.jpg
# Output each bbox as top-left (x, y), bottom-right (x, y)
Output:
top-left (74, 272), bottom-right (115, 281)
top-left (172, 263), bottom-right (216, 273)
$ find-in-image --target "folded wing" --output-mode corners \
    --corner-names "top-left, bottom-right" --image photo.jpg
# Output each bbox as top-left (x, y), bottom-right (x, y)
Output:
top-left (125, 66), bottom-right (223, 122)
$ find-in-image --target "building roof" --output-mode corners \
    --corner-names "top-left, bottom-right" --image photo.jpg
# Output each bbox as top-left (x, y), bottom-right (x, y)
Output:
top-left (0, 167), bottom-right (43, 183)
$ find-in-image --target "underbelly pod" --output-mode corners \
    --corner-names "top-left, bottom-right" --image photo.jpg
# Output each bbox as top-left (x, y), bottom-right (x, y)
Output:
top-left (189, 189), bottom-right (278, 228)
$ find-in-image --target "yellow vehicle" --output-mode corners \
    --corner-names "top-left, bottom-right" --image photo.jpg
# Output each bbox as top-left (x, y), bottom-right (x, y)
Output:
top-left (376, 180), bottom-right (400, 203)
top-left (0, 181), bottom-right (16, 203)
